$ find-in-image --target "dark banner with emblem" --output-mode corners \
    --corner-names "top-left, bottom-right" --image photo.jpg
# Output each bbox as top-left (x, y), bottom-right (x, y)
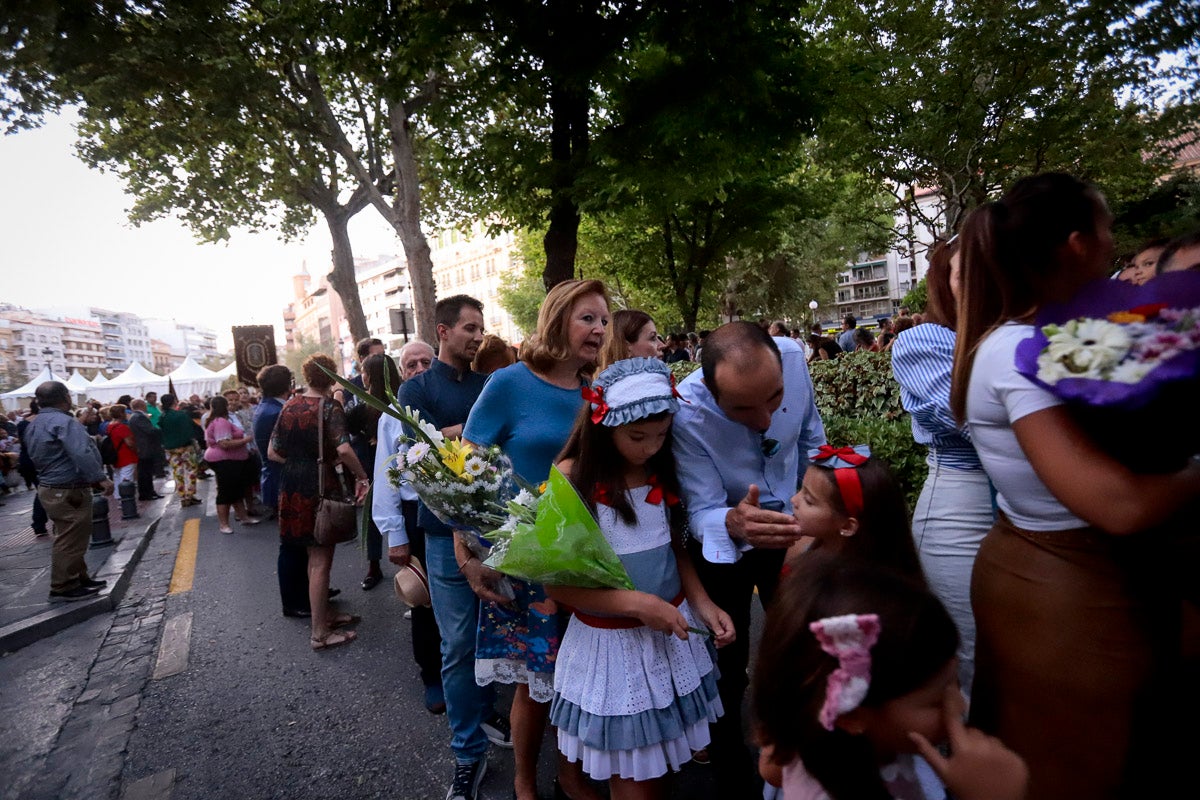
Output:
top-left (231, 325), bottom-right (277, 388)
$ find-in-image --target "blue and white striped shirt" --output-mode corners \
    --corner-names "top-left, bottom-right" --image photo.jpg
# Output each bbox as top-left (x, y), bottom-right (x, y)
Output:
top-left (891, 323), bottom-right (982, 470)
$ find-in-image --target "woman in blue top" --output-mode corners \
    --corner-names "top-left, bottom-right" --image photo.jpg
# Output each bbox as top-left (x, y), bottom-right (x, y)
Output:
top-left (890, 237), bottom-right (993, 700)
top-left (462, 278), bottom-right (611, 800)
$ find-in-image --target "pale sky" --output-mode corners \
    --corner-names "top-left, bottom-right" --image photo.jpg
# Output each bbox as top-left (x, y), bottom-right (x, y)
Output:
top-left (0, 108), bottom-right (401, 351)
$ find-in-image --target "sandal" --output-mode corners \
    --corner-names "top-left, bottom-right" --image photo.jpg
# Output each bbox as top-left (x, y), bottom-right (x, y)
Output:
top-left (311, 630), bottom-right (357, 651)
top-left (219, 526), bottom-right (234, 534)
top-left (331, 613), bottom-right (361, 629)
top-left (238, 517), bottom-right (262, 526)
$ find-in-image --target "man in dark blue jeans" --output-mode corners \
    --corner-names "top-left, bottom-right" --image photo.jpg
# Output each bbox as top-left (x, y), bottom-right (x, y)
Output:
top-left (394, 295), bottom-right (510, 800)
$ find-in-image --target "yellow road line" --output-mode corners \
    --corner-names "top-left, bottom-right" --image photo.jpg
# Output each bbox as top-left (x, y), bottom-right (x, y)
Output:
top-left (169, 518), bottom-right (200, 595)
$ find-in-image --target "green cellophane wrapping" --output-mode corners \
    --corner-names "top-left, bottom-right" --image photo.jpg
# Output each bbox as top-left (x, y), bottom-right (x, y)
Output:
top-left (484, 465), bottom-right (636, 590)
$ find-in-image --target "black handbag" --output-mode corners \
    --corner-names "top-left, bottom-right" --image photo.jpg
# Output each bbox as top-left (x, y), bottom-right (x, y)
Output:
top-left (313, 397), bottom-right (357, 546)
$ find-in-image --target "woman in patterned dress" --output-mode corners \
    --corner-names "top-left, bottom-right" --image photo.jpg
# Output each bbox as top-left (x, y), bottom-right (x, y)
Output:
top-left (268, 354), bottom-right (371, 651)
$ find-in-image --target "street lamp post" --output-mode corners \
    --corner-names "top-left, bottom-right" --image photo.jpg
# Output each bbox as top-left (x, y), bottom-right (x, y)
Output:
top-left (42, 347), bottom-right (54, 377)
top-left (808, 300), bottom-right (819, 331)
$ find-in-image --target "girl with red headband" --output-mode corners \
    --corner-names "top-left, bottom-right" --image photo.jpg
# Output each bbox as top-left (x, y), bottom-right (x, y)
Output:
top-left (785, 445), bottom-right (923, 581)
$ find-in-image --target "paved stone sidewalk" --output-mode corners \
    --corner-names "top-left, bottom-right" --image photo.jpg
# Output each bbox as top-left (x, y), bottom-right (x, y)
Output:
top-left (0, 481), bottom-right (170, 654)
top-left (3, 494), bottom-right (187, 800)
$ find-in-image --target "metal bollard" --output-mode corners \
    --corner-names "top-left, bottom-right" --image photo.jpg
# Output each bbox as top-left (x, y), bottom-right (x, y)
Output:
top-left (118, 479), bottom-right (139, 520)
top-left (90, 490), bottom-right (115, 548)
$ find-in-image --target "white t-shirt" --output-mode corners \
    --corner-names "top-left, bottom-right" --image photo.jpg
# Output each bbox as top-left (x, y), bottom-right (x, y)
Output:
top-left (967, 322), bottom-right (1087, 530)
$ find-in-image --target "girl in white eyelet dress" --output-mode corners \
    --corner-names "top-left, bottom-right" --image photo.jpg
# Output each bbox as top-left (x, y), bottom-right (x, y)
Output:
top-left (545, 357), bottom-right (735, 800)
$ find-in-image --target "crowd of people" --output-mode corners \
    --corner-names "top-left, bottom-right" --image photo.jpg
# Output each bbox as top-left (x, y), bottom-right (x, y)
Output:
top-left (7, 173), bottom-right (1198, 799)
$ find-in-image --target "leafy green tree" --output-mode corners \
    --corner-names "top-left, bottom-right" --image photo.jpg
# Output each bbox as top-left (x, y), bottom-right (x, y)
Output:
top-left (1110, 171), bottom-right (1200, 258)
top-left (810, 0), bottom-right (1200, 240)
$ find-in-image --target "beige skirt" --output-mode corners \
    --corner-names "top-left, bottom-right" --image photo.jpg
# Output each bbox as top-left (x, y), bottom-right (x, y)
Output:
top-left (969, 513), bottom-right (1193, 799)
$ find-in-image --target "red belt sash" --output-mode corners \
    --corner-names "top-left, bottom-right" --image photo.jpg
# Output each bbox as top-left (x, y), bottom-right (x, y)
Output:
top-left (572, 590), bottom-right (685, 630)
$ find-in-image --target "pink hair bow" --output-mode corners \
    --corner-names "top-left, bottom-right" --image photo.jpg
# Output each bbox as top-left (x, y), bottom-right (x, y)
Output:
top-left (810, 613), bottom-right (881, 731)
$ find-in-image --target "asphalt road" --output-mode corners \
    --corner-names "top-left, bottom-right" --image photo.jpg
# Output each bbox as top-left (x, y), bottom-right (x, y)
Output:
top-left (1, 491), bottom-right (760, 800)
top-left (120, 507), bottom-right (739, 800)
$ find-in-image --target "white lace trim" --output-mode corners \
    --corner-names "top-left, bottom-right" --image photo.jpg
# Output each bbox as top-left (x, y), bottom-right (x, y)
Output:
top-left (476, 658), bottom-right (556, 703)
top-left (553, 600), bottom-right (717, 716)
top-left (596, 486), bottom-right (671, 556)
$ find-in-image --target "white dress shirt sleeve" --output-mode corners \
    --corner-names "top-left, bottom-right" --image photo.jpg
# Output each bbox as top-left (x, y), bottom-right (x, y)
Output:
top-left (673, 409), bottom-right (753, 564)
top-left (372, 415), bottom-right (409, 548)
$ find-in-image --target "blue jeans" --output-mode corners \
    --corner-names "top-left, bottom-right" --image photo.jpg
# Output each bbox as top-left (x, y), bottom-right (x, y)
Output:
top-left (426, 533), bottom-right (494, 764)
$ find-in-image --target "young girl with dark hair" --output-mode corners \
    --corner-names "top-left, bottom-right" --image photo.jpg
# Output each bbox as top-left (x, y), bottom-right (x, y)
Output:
top-left (547, 357), bottom-right (734, 800)
top-left (753, 561), bottom-right (1027, 800)
top-left (786, 446), bottom-right (922, 582)
top-left (951, 172), bottom-right (1200, 797)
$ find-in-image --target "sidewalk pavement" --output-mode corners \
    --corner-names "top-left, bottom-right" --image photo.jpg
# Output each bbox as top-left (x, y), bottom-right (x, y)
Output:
top-left (0, 480), bottom-right (170, 655)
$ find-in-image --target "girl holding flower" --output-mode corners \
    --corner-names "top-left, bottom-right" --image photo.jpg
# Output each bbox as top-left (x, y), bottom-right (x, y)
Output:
top-left (462, 279), bottom-right (612, 800)
top-left (950, 173), bottom-right (1200, 798)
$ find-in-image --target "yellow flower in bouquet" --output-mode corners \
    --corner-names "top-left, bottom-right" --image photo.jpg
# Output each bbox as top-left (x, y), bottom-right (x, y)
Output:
top-left (438, 439), bottom-right (475, 481)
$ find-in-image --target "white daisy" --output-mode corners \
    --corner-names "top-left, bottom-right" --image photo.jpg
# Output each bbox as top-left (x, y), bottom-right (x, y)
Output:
top-left (406, 442), bottom-right (432, 465)
top-left (464, 456), bottom-right (487, 477)
top-left (1039, 318), bottom-right (1131, 381)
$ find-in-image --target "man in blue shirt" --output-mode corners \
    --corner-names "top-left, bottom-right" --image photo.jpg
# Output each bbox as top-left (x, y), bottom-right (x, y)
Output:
top-left (672, 321), bottom-right (825, 797)
top-left (836, 313), bottom-right (859, 353)
top-left (392, 295), bottom-right (510, 800)
top-left (25, 381), bottom-right (114, 602)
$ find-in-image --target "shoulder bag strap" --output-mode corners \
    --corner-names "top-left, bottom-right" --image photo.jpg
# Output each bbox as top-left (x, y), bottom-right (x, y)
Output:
top-left (317, 397), bottom-right (327, 498)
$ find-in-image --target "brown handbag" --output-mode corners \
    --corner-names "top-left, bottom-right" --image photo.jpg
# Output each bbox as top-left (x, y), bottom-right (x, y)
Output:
top-left (313, 397), bottom-right (357, 546)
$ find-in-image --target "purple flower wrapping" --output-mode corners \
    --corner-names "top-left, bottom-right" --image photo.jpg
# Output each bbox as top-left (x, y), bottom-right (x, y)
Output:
top-left (1014, 271), bottom-right (1200, 411)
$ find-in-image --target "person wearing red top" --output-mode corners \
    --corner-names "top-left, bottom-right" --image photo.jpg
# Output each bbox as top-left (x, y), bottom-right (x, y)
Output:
top-left (107, 405), bottom-right (138, 485)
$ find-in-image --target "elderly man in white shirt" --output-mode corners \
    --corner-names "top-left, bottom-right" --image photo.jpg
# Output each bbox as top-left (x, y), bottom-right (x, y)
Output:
top-left (672, 321), bottom-right (826, 797)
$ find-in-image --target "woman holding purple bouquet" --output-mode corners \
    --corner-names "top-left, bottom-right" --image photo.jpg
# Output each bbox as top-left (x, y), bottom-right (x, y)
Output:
top-left (950, 172), bottom-right (1200, 799)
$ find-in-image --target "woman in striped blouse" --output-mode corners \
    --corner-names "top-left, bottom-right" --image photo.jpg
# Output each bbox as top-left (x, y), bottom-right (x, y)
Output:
top-left (890, 236), bottom-right (993, 700)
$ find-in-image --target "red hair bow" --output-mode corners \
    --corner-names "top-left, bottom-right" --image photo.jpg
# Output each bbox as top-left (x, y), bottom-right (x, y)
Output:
top-left (668, 373), bottom-right (683, 400)
top-left (593, 483), bottom-right (614, 506)
top-left (812, 444), bottom-right (869, 466)
top-left (646, 474), bottom-right (680, 506)
top-left (581, 385), bottom-right (609, 424)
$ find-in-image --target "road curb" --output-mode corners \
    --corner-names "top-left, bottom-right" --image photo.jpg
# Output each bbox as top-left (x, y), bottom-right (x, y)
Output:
top-left (0, 511), bottom-right (167, 655)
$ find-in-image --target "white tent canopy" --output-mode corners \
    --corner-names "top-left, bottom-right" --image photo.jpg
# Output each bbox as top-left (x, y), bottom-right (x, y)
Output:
top-left (215, 360), bottom-right (237, 378)
top-left (166, 357), bottom-right (224, 400)
top-left (88, 361), bottom-right (169, 403)
top-left (64, 371), bottom-right (93, 392)
top-left (0, 367), bottom-right (69, 410)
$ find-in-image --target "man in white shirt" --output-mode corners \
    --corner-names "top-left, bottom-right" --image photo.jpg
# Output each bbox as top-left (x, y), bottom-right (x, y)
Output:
top-left (672, 321), bottom-right (825, 796)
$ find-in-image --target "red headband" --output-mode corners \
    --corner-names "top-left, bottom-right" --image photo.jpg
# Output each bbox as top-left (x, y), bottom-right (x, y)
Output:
top-left (809, 444), bottom-right (871, 520)
top-left (833, 469), bottom-right (864, 519)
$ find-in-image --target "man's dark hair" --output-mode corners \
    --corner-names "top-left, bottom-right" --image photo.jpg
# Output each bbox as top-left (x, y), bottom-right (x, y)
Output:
top-left (698, 330), bottom-right (711, 339)
top-left (435, 295), bottom-right (485, 329)
top-left (356, 337), bottom-right (383, 359)
top-left (34, 381), bottom-right (70, 408)
top-left (145, 391), bottom-right (157, 401)
top-left (1157, 231), bottom-right (1200, 274)
top-left (257, 364), bottom-right (292, 398)
top-left (117, 394), bottom-right (133, 407)
top-left (161, 394), bottom-right (177, 410)
top-left (843, 314), bottom-right (857, 329)
top-left (700, 322), bottom-right (782, 401)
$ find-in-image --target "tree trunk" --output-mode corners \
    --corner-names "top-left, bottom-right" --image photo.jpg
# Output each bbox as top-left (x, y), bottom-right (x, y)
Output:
top-left (542, 77), bottom-right (589, 290)
top-left (324, 209), bottom-right (370, 344)
top-left (387, 99), bottom-right (438, 345)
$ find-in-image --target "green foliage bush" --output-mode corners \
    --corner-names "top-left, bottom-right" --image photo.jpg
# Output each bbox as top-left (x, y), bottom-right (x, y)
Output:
top-left (809, 351), bottom-right (927, 510)
top-left (669, 360), bottom-right (701, 382)
top-left (809, 351), bottom-right (905, 420)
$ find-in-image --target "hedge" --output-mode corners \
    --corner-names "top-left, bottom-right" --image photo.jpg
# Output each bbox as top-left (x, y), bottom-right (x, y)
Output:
top-left (667, 351), bottom-right (927, 509)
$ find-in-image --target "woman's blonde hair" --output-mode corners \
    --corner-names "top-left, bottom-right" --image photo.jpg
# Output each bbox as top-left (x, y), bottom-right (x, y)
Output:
top-left (597, 309), bottom-right (654, 372)
top-left (521, 279), bottom-right (611, 377)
